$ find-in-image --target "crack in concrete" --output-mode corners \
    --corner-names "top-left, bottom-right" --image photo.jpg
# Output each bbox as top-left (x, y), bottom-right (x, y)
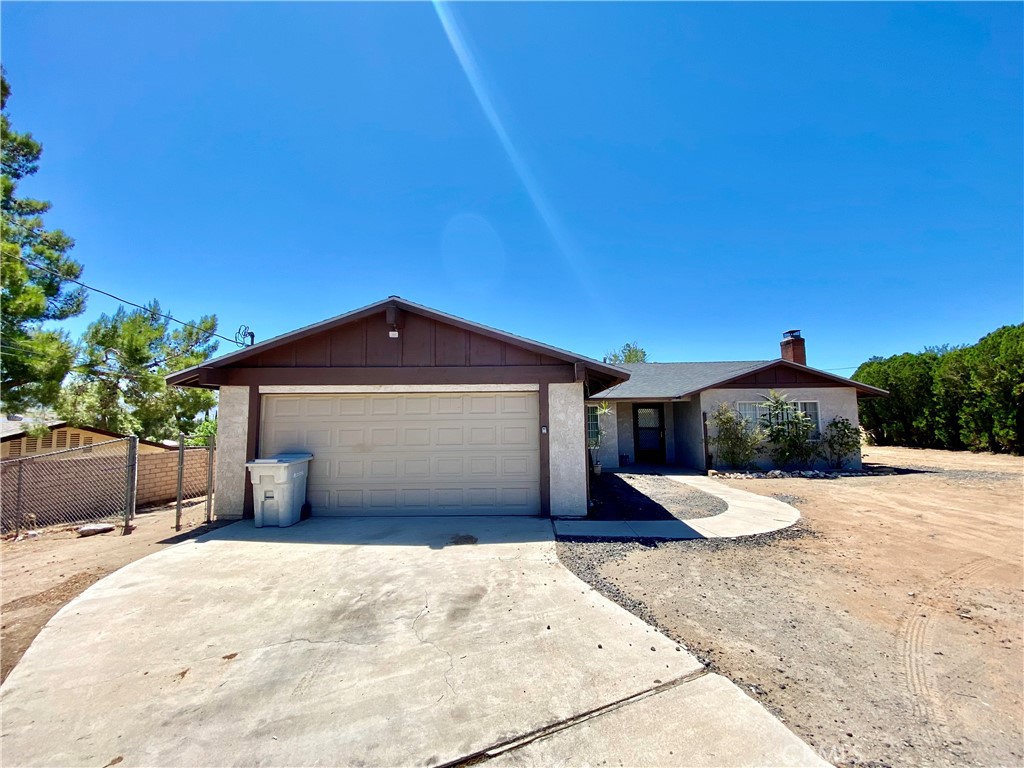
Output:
top-left (440, 667), bottom-right (710, 767)
top-left (412, 592), bottom-right (457, 703)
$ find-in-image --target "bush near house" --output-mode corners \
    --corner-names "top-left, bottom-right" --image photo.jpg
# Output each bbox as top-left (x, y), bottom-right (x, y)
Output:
top-left (709, 402), bottom-right (763, 470)
top-left (710, 392), bottom-right (861, 471)
top-left (758, 391), bottom-right (820, 470)
top-left (820, 416), bottom-right (862, 469)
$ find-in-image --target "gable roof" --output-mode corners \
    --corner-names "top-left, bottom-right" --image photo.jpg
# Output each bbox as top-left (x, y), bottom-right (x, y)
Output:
top-left (595, 360), bottom-right (888, 400)
top-left (166, 296), bottom-right (630, 390)
top-left (597, 361), bottom-right (770, 400)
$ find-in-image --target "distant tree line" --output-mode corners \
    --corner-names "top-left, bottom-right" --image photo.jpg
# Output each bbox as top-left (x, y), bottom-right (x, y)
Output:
top-left (853, 324), bottom-right (1023, 454)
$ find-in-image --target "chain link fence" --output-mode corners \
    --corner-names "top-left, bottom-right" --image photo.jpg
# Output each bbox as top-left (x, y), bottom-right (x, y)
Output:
top-left (175, 433), bottom-right (215, 531)
top-left (1, 437), bottom-right (137, 535)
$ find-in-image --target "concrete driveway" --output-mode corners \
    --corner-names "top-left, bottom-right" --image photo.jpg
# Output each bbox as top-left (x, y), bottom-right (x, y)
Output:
top-left (0, 517), bottom-right (825, 767)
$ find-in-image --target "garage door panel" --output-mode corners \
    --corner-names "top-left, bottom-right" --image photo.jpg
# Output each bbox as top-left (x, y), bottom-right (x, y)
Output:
top-left (339, 398), bottom-right (366, 416)
top-left (370, 398), bottom-right (399, 416)
top-left (404, 458), bottom-right (430, 476)
top-left (261, 392), bottom-right (540, 516)
top-left (469, 456), bottom-right (497, 476)
top-left (306, 399), bottom-right (335, 418)
top-left (469, 396), bottom-right (497, 414)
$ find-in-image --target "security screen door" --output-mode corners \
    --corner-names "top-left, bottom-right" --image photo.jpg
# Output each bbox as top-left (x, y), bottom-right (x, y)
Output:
top-left (633, 404), bottom-right (666, 464)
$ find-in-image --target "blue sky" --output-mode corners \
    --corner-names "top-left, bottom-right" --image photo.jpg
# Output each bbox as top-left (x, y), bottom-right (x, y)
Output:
top-left (3, 2), bottom-right (1021, 373)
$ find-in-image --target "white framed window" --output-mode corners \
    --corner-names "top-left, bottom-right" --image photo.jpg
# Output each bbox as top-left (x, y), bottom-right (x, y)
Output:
top-left (586, 405), bottom-right (601, 447)
top-left (737, 400), bottom-right (821, 436)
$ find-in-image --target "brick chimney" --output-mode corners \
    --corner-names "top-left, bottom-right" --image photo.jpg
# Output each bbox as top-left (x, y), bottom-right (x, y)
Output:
top-left (780, 329), bottom-right (806, 366)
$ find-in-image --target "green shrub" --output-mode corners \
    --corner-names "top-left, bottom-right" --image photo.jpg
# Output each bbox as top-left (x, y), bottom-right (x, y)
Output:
top-left (184, 419), bottom-right (217, 447)
top-left (759, 390), bottom-right (819, 469)
top-left (709, 402), bottom-right (763, 469)
top-left (821, 416), bottom-right (861, 469)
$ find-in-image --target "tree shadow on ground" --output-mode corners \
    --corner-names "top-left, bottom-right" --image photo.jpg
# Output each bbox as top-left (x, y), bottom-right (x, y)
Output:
top-left (861, 463), bottom-right (938, 476)
top-left (588, 473), bottom-right (678, 522)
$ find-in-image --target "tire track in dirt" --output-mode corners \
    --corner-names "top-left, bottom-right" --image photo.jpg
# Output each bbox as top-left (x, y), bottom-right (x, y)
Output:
top-left (896, 557), bottom-right (992, 750)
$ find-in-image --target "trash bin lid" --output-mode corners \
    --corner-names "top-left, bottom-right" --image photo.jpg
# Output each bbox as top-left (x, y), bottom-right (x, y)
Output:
top-left (246, 452), bottom-right (313, 466)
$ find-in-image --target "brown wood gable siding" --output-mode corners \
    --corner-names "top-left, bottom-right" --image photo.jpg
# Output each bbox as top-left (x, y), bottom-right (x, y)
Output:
top-left (244, 313), bottom-right (565, 370)
top-left (716, 365), bottom-right (849, 389)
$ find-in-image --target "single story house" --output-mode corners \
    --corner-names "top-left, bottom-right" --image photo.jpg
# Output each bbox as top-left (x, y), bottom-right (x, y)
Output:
top-left (166, 297), bottom-right (628, 520)
top-left (166, 298), bottom-right (885, 520)
top-left (588, 330), bottom-right (887, 473)
top-left (0, 419), bottom-right (170, 460)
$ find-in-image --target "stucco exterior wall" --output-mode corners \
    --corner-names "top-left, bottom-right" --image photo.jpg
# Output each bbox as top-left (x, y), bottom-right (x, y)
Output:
top-left (615, 404), bottom-right (635, 465)
top-left (215, 386), bottom-right (250, 520)
top-left (672, 399), bottom-right (706, 470)
top-left (663, 406), bottom-right (676, 464)
top-left (700, 386), bottom-right (863, 470)
top-left (549, 382), bottom-right (587, 517)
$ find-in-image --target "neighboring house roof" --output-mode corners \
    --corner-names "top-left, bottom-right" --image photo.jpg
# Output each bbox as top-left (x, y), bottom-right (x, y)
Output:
top-left (0, 419), bottom-right (171, 450)
top-left (595, 360), bottom-right (888, 400)
top-left (1, 418), bottom-right (65, 440)
top-left (166, 296), bottom-right (631, 391)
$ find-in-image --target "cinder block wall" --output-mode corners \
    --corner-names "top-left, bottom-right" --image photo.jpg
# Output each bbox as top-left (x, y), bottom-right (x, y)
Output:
top-left (136, 450), bottom-right (213, 507)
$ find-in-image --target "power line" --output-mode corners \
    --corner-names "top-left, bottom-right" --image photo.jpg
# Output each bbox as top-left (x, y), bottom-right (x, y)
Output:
top-left (15, 254), bottom-right (243, 347)
top-left (0, 343), bottom-right (169, 384)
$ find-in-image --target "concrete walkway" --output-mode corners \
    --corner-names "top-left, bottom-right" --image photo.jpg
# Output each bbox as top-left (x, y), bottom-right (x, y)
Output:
top-left (555, 473), bottom-right (801, 540)
top-left (0, 516), bottom-right (825, 767)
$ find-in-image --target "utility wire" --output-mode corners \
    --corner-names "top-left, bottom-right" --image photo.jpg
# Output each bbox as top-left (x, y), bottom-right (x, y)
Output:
top-left (0, 343), bottom-right (172, 383)
top-left (15, 254), bottom-right (243, 347)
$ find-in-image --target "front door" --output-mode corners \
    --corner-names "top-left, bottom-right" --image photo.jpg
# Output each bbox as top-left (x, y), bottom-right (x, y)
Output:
top-left (633, 404), bottom-right (666, 464)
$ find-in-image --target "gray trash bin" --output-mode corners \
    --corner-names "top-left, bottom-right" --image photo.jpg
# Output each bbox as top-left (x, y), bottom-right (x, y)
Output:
top-left (245, 453), bottom-right (313, 528)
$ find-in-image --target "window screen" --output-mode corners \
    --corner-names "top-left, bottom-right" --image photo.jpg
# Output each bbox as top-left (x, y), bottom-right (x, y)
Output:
top-left (737, 400), bottom-right (820, 435)
top-left (586, 405), bottom-right (601, 446)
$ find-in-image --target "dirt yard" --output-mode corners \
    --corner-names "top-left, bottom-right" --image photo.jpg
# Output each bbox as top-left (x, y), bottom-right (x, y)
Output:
top-left (1, 499), bottom-right (226, 683)
top-left (558, 446), bottom-right (1023, 768)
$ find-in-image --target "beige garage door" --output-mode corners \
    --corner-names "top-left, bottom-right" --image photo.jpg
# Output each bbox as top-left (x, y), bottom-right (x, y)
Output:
top-left (260, 392), bottom-right (540, 516)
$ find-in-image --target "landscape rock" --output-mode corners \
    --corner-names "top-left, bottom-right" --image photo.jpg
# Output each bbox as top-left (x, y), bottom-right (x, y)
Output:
top-left (77, 524), bottom-right (116, 537)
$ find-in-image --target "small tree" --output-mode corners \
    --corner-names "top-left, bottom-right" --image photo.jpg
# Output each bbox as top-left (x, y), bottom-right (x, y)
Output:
top-left (587, 401), bottom-right (611, 464)
top-left (709, 402), bottom-right (763, 469)
top-left (185, 418), bottom-right (217, 446)
top-left (820, 416), bottom-right (861, 469)
top-left (759, 390), bottom-right (819, 469)
top-left (605, 342), bottom-right (648, 364)
top-left (58, 301), bottom-right (219, 440)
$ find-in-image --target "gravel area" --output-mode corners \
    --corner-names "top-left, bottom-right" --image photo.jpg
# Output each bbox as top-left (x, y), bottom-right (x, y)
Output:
top-left (555, 525), bottom-right (813, 647)
top-left (589, 472), bottom-right (727, 520)
top-left (557, 447), bottom-right (1023, 768)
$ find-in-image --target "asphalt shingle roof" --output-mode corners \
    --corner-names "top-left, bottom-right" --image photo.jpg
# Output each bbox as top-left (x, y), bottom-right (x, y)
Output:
top-left (596, 361), bottom-right (771, 400)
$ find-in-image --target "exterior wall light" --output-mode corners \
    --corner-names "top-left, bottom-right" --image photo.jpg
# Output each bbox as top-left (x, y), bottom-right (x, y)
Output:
top-left (389, 326), bottom-right (399, 339)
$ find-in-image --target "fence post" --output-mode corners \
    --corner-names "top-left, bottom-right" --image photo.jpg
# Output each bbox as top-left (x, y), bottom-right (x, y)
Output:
top-left (176, 432), bottom-right (185, 532)
top-left (124, 436), bottom-right (138, 535)
top-left (206, 434), bottom-right (216, 524)
top-left (15, 460), bottom-right (25, 537)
